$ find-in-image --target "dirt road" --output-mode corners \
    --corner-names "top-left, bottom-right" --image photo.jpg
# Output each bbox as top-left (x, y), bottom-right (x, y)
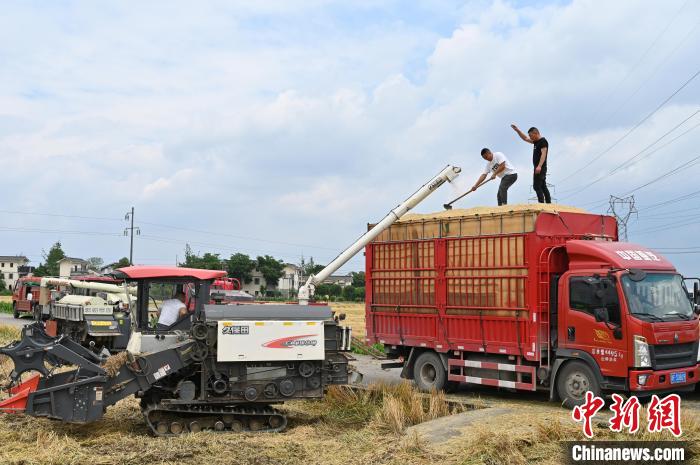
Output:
top-left (0, 312), bottom-right (31, 329)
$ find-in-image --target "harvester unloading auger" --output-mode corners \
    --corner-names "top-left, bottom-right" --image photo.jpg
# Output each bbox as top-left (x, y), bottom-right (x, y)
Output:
top-left (0, 165), bottom-right (460, 436)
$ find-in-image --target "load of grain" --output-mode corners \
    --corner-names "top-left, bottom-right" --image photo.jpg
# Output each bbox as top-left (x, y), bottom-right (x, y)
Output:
top-left (372, 203), bottom-right (586, 242)
top-left (368, 204), bottom-right (588, 317)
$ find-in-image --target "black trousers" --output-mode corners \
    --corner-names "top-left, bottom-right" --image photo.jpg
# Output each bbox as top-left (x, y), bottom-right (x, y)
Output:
top-left (533, 168), bottom-right (551, 203)
top-left (497, 173), bottom-right (518, 206)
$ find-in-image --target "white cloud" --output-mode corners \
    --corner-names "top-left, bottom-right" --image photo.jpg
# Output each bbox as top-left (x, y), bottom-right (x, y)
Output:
top-left (1, 0), bottom-right (699, 274)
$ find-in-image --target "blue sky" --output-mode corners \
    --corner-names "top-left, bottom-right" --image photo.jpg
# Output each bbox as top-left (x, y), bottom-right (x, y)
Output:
top-left (1, 0), bottom-right (699, 276)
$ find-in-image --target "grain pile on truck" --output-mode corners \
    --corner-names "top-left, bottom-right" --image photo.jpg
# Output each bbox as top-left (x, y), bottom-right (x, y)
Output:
top-left (365, 204), bottom-right (700, 406)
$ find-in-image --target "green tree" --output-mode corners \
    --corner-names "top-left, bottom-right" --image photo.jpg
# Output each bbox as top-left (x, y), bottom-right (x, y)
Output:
top-left (180, 245), bottom-right (223, 270)
top-left (112, 257), bottom-right (131, 268)
top-left (256, 255), bottom-right (285, 287)
top-left (353, 286), bottom-right (365, 301)
top-left (351, 271), bottom-right (365, 287)
top-left (315, 283), bottom-right (342, 297)
top-left (87, 257), bottom-right (104, 271)
top-left (302, 257), bottom-right (325, 276)
top-left (341, 286), bottom-right (355, 301)
top-left (33, 241), bottom-right (66, 277)
top-left (0, 274), bottom-right (6, 292)
top-left (227, 253), bottom-right (256, 284)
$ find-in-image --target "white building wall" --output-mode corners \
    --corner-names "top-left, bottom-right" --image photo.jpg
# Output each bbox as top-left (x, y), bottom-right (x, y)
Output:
top-left (0, 259), bottom-right (26, 290)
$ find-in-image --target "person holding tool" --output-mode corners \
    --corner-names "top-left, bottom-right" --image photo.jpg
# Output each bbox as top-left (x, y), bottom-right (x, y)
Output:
top-left (511, 124), bottom-right (551, 203)
top-left (470, 148), bottom-right (518, 206)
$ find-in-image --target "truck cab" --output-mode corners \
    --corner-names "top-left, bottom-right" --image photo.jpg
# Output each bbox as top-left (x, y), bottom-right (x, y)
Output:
top-left (552, 240), bottom-right (700, 404)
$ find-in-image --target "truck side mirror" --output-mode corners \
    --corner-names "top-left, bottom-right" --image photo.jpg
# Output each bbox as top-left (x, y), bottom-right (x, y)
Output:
top-left (694, 304), bottom-right (700, 316)
top-left (694, 282), bottom-right (700, 305)
top-left (593, 307), bottom-right (610, 323)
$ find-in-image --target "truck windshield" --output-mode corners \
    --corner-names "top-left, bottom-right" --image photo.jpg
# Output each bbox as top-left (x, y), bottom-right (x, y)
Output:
top-left (621, 273), bottom-right (693, 320)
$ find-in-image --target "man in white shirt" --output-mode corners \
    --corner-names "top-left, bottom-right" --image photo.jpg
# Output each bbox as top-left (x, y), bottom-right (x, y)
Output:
top-left (157, 290), bottom-right (188, 329)
top-left (469, 148), bottom-right (518, 206)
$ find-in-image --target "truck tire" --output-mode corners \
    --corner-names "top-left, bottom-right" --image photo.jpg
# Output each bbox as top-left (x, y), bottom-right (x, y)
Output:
top-left (556, 360), bottom-right (601, 409)
top-left (12, 302), bottom-right (19, 319)
top-left (413, 351), bottom-right (447, 391)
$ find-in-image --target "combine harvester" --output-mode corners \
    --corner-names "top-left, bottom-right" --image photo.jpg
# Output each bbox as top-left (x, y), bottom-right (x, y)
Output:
top-left (364, 204), bottom-right (700, 406)
top-left (0, 165), bottom-right (462, 435)
top-left (14, 275), bottom-right (135, 352)
top-left (36, 276), bottom-right (136, 352)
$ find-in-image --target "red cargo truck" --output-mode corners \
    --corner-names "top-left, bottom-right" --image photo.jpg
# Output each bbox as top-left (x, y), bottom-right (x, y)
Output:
top-left (11, 276), bottom-right (42, 319)
top-left (365, 207), bottom-right (700, 407)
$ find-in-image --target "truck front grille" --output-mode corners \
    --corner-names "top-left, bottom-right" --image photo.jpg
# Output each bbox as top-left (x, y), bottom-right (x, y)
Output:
top-left (650, 341), bottom-right (698, 370)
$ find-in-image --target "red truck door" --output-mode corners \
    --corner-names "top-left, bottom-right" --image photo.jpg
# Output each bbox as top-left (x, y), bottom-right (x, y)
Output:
top-left (560, 273), bottom-right (628, 378)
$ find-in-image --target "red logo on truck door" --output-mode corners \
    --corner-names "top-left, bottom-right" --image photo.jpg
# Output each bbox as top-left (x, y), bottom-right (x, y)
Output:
top-left (262, 334), bottom-right (318, 349)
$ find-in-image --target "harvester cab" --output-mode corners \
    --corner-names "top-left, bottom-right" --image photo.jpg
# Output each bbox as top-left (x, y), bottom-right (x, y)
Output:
top-left (114, 266), bottom-right (225, 354)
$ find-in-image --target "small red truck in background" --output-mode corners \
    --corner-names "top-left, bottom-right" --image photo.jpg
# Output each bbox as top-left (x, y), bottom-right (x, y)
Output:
top-left (11, 277), bottom-right (42, 319)
top-left (365, 206), bottom-right (700, 407)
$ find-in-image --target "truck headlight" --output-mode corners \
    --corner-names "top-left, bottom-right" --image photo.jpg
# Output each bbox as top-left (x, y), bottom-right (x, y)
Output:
top-left (634, 335), bottom-right (651, 368)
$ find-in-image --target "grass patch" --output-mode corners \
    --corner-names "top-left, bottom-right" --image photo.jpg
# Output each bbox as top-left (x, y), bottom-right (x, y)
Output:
top-left (315, 382), bottom-right (462, 433)
top-left (0, 302), bottom-right (13, 315)
top-left (351, 342), bottom-right (385, 356)
top-left (0, 326), bottom-right (20, 345)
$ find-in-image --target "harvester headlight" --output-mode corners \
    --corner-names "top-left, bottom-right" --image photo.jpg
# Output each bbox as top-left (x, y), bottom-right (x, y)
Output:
top-left (634, 335), bottom-right (651, 368)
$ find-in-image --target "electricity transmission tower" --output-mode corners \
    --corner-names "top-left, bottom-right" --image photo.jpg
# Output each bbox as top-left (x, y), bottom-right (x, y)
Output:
top-left (528, 182), bottom-right (557, 203)
top-left (124, 207), bottom-right (141, 265)
top-left (608, 195), bottom-right (637, 241)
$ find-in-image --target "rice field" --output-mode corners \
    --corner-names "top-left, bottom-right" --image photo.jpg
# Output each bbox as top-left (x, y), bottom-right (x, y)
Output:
top-left (0, 317), bottom-right (697, 465)
top-left (329, 302), bottom-right (366, 338)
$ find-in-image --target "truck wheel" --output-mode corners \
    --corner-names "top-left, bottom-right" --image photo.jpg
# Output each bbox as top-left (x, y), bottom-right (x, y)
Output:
top-left (413, 351), bottom-right (447, 391)
top-left (556, 361), bottom-right (601, 409)
top-left (12, 303), bottom-right (19, 319)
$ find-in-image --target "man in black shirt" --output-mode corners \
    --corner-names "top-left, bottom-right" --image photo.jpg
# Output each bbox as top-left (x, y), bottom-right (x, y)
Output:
top-left (511, 124), bottom-right (551, 203)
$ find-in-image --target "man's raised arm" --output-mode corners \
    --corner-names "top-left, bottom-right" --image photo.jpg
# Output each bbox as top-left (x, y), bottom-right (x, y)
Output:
top-left (511, 124), bottom-right (533, 143)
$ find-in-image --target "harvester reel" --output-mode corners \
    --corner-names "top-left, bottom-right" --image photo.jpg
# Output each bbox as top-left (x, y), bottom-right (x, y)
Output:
top-left (0, 324), bottom-right (59, 386)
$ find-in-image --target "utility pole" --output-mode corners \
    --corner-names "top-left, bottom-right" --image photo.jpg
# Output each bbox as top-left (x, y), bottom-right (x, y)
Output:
top-left (608, 195), bottom-right (637, 241)
top-left (124, 207), bottom-right (141, 265)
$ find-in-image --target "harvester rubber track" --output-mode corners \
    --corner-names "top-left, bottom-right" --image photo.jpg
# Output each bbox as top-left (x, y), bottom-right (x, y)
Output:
top-left (142, 402), bottom-right (287, 436)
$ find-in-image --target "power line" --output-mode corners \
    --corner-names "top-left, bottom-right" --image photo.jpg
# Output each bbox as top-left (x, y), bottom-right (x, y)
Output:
top-left (601, 19), bottom-right (700, 128)
top-left (591, 0), bottom-right (690, 126)
top-left (0, 226), bottom-right (122, 237)
top-left (0, 209), bottom-right (122, 222)
top-left (638, 188), bottom-right (700, 212)
top-left (0, 209), bottom-right (339, 252)
top-left (620, 153), bottom-right (700, 196)
top-left (138, 234), bottom-right (352, 265)
top-left (139, 220), bottom-right (338, 251)
top-left (560, 110), bottom-right (700, 198)
top-left (559, 67), bottom-right (700, 182)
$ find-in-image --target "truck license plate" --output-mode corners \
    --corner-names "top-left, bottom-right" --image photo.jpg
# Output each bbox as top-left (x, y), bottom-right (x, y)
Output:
top-left (670, 372), bottom-right (686, 384)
